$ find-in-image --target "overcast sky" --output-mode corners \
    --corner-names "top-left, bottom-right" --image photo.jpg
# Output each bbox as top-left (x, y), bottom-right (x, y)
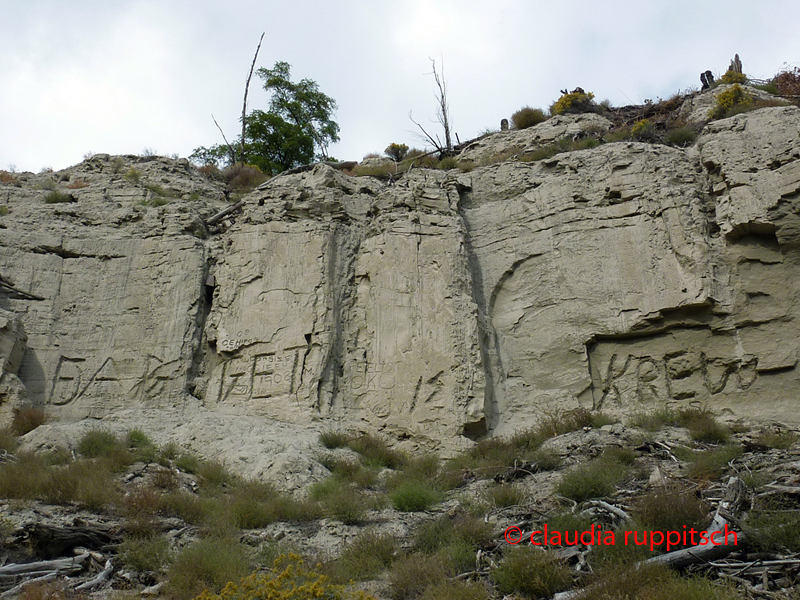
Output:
top-left (1, 1), bottom-right (798, 173)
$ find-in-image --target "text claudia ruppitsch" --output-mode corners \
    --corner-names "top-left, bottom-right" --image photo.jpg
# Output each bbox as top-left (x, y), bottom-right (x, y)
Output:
top-left (504, 524), bottom-right (738, 552)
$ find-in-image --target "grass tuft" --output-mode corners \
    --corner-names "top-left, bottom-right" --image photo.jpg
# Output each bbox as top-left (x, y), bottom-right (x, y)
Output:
top-left (165, 536), bottom-right (251, 600)
top-left (389, 553), bottom-right (449, 600)
top-left (119, 534), bottom-right (171, 573)
top-left (10, 405), bottom-right (47, 436)
top-left (328, 530), bottom-right (398, 582)
top-left (319, 430), bottom-right (353, 449)
top-left (511, 106), bottom-right (547, 130)
top-left (44, 190), bottom-right (74, 204)
top-left (390, 479), bottom-right (442, 512)
top-left (491, 546), bottom-right (571, 599)
top-left (556, 454), bottom-right (629, 502)
top-left (755, 428), bottom-right (798, 449)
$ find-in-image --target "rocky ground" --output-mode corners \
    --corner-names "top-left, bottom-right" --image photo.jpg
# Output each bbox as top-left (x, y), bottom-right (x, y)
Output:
top-left (2, 409), bottom-right (800, 599)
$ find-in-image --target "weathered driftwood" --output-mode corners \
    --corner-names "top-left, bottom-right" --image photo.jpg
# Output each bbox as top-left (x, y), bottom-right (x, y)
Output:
top-left (205, 199), bottom-right (246, 226)
top-left (21, 523), bottom-right (120, 559)
top-left (0, 573), bottom-right (57, 599)
top-left (74, 558), bottom-right (113, 591)
top-left (495, 461), bottom-right (539, 483)
top-left (0, 552), bottom-right (89, 577)
top-left (553, 477), bottom-right (748, 600)
top-left (579, 500), bottom-right (631, 525)
top-left (644, 476), bottom-right (747, 569)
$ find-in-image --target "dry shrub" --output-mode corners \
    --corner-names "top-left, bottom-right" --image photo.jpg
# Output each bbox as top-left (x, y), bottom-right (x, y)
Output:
top-left (119, 534), bottom-right (171, 573)
top-left (578, 563), bottom-right (739, 600)
top-left (119, 485), bottom-right (163, 518)
top-left (17, 581), bottom-right (87, 600)
top-left (166, 536), bottom-right (251, 600)
top-left (633, 483), bottom-right (710, 542)
top-left (389, 553), bottom-right (449, 600)
top-left (676, 444), bottom-right (742, 481)
top-left (486, 483), bottom-right (525, 508)
top-left (0, 171), bottom-right (19, 185)
top-left (319, 430), bottom-right (353, 449)
top-left (556, 455), bottom-right (629, 502)
top-left (347, 433), bottom-right (406, 469)
top-left (350, 163), bottom-right (397, 178)
top-left (327, 530), bottom-right (398, 582)
top-left (197, 163), bottom-right (221, 180)
top-left (511, 106), bottom-right (547, 130)
top-left (65, 179), bottom-right (89, 189)
top-left (43, 459), bottom-right (119, 510)
top-left (421, 580), bottom-right (488, 600)
top-left (404, 149), bottom-right (438, 169)
top-left (773, 67), bottom-right (800, 97)
top-left (755, 428), bottom-right (798, 449)
top-left (221, 164), bottom-right (267, 190)
top-left (152, 467), bottom-right (179, 490)
top-left (0, 452), bottom-right (49, 499)
top-left (11, 405), bottom-right (47, 435)
top-left (0, 427), bottom-right (18, 453)
top-left (491, 546), bottom-right (571, 599)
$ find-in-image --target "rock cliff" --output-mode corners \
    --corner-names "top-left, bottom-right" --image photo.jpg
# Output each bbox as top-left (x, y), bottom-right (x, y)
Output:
top-left (1, 94), bottom-right (799, 487)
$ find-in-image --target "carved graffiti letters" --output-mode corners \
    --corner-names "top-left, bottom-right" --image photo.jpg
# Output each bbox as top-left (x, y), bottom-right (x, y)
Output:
top-left (590, 341), bottom-right (758, 410)
top-left (215, 349), bottom-right (297, 403)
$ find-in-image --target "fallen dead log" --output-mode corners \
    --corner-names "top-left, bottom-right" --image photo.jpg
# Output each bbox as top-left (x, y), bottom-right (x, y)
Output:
top-left (579, 500), bottom-right (631, 525)
top-left (0, 573), bottom-right (57, 599)
top-left (0, 552), bottom-right (89, 577)
top-left (644, 476), bottom-right (747, 569)
top-left (205, 199), bottom-right (246, 226)
top-left (19, 523), bottom-right (120, 559)
top-left (553, 477), bottom-right (748, 600)
top-left (74, 558), bottom-right (113, 592)
top-left (494, 461), bottom-right (539, 483)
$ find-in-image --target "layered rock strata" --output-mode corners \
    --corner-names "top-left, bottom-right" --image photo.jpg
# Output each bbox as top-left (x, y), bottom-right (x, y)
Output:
top-left (1, 100), bottom-right (798, 480)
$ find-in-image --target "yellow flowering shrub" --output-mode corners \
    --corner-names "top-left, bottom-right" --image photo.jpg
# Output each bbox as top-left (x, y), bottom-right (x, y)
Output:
top-left (708, 84), bottom-right (753, 119)
top-left (720, 70), bottom-right (747, 85)
top-left (195, 553), bottom-right (375, 600)
top-left (550, 90), bottom-right (595, 115)
top-left (631, 119), bottom-right (655, 141)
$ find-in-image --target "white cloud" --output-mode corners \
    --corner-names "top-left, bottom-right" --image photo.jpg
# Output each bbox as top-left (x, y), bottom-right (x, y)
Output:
top-left (1, 1), bottom-right (798, 171)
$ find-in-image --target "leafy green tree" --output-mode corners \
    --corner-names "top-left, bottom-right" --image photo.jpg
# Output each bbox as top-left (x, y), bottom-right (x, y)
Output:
top-left (191, 61), bottom-right (339, 175)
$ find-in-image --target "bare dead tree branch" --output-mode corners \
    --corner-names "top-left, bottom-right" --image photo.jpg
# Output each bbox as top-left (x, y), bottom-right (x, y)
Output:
top-left (241, 32), bottom-right (265, 165)
top-left (212, 114), bottom-right (236, 165)
top-left (429, 57), bottom-right (452, 153)
top-left (408, 110), bottom-right (444, 154)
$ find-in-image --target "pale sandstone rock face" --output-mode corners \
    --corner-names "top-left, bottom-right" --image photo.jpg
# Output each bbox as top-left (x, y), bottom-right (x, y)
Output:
top-left (2, 101), bottom-right (800, 487)
top-left (678, 84), bottom-right (781, 125)
top-left (0, 307), bottom-right (28, 420)
top-left (457, 113), bottom-right (613, 165)
top-left (203, 166), bottom-right (485, 453)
